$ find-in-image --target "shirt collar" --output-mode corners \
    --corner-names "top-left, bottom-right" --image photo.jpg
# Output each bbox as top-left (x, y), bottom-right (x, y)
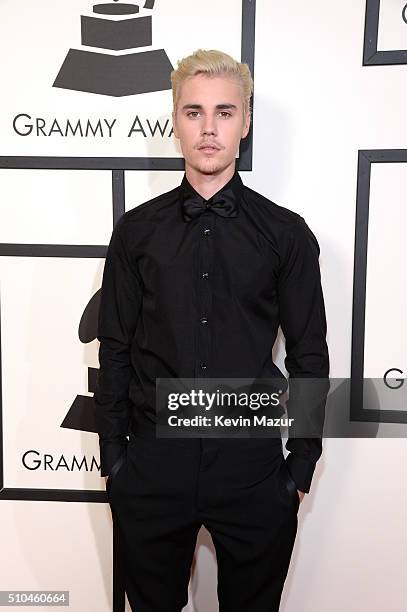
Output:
top-left (179, 168), bottom-right (244, 207)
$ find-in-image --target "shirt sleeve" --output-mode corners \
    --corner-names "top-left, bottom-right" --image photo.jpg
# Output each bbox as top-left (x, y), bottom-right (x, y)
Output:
top-left (93, 216), bottom-right (143, 477)
top-left (277, 216), bottom-right (330, 493)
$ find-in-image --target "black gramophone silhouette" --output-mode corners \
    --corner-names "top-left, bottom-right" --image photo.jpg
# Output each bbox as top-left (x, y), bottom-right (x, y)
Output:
top-left (53, 0), bottom-right (173, 96)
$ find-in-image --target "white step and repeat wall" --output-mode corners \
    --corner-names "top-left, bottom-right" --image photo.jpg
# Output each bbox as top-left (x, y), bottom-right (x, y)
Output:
top-left (1, 1), bottom-right (407, 611)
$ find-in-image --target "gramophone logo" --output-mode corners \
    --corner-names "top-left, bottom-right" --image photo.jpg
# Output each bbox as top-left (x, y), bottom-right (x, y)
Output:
top-left (61, 288), bottom-right (146, 437)
top-left (61, 290), bottom-right (104, 435)
top-left (53, 0), bottom-right (174, 97)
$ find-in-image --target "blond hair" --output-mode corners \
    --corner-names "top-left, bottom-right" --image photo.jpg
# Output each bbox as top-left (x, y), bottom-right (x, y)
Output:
top-left (171, 49), bottom-right (253, 118)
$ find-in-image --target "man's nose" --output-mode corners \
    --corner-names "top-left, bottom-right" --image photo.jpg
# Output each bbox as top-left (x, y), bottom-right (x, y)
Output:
top-left (201, 116), bottom-right (217, 135)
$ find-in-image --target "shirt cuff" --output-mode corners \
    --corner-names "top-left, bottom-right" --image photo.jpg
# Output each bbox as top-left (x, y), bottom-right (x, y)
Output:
top-left (284, 452), bottom-right (318, 494)
top-left (99, 439), bottom-right (128, 477)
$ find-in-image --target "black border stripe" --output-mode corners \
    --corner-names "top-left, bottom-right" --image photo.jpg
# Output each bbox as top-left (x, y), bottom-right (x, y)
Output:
top-left (0, 488), bottom-right (109, 502)
top-left (0, 244), bottom-right (107, 257)
top-left (112, 170), bottom-right (125, 227)
top-left (351, 149), bottom-right (407, 424)
top-left (363, 0), bottom-right (407, 66)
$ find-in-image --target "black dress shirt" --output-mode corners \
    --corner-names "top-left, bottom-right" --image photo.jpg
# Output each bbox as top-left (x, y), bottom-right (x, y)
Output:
top-left (94, 169), bottom-right (330, 492)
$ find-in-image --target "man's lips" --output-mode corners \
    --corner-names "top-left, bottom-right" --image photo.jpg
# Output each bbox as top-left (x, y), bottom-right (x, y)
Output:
top-left (198, 144), bottom-right (221, 153)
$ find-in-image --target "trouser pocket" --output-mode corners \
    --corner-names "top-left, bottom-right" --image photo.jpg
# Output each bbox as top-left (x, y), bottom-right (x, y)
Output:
top-left (284, 467), bottom-right (300, 511)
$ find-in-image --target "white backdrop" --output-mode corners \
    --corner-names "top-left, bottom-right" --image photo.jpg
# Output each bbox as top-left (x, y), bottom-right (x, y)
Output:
top-left (1, 1), bottom-right (407, 611)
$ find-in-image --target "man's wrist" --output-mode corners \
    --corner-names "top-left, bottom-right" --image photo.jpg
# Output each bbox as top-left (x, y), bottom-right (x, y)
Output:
top-left (99, 438), bottom-right (128, 477)
top-left (285, 452), bottom-right (317, 494)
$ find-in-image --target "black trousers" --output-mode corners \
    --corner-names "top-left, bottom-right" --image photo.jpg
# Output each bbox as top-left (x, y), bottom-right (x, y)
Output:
top-left (107, 432), bottom-right (300, 612)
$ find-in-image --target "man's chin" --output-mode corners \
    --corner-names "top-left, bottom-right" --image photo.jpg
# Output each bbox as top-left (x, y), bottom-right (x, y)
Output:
top-left (191, 158), bottom-right (228, 176)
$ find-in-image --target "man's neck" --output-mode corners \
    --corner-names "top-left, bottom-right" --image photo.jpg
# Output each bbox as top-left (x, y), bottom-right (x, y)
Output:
top-left (185, 162), bottom-right (236, 201)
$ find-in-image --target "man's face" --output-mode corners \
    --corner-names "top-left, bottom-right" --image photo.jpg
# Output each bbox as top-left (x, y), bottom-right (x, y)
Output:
top-left (172, 73), bottom-right (251, 176)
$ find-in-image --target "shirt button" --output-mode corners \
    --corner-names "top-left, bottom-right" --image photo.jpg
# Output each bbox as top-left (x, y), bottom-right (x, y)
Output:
top-left (203, 228), bottom-right (211, 235)
top-left (202, 272), bottom-right (209, 279)
top-left (200, 362), bottom-right (207, 370)
top-left (200, 317), bottom-right (208, 324)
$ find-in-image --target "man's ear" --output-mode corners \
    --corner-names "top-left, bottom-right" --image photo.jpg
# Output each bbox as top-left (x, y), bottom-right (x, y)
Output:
top-left (172, 110), bottom-right (179, 139)
top-left (242, 111), bottom-right (251, 139)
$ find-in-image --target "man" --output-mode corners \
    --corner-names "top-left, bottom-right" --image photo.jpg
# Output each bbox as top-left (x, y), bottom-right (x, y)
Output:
top-left (94, 48), bottom-right (329, 611)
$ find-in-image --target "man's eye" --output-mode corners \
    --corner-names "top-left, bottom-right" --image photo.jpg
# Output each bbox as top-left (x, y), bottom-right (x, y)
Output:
top-left (186, 111), bottom-right (232, 118)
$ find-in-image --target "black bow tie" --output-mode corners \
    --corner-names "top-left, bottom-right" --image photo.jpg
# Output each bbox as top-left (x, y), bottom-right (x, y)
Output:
top-left (181, 186), bottom-right (238, 222)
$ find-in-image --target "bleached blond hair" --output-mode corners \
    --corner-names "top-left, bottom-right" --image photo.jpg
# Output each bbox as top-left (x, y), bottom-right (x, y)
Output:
top-left (171, 49), bottom-right (253, 118)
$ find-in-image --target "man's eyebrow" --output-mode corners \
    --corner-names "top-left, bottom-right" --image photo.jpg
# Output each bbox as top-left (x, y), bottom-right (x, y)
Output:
top-left (181, 103), bottom-right (238, 111)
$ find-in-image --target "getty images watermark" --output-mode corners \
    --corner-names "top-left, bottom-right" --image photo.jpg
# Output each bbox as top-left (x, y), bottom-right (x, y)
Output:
top-left (154, 375), bottom-right (407, 439)
top-left (165, 385), bottom-right (294, 429)
top-left (155, 377), bottom-right (329, 438)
